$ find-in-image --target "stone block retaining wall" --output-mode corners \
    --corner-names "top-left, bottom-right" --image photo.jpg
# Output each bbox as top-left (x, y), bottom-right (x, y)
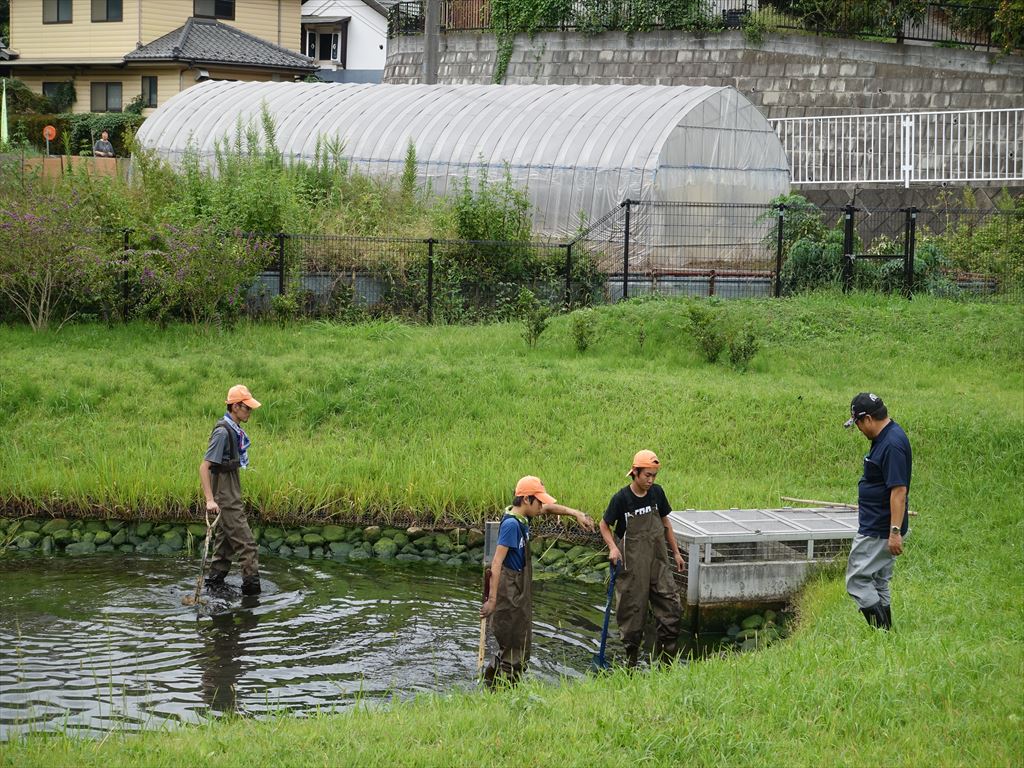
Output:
top-left (386, 31), bottom-right (1024, 119)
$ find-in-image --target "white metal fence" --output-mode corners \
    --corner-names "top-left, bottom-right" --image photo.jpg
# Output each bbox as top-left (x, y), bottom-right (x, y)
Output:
top-left (770, 108), bottom-right (1024, 188)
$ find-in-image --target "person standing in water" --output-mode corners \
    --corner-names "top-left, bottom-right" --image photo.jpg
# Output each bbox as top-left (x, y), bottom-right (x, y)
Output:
top-left (199, 385), bottom-right (262, 595)
top-left (599, 450), bottom-right (684, 667)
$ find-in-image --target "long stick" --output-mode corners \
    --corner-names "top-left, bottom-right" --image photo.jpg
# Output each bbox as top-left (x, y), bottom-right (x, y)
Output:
top-left (477, 566), bottom-right (491, 672)
top-left (590, 563), bottom-right (619, 672)
top-left (183, 510), bottom-right (221, 607)
top-left (781, 496), bottom-right (917, 516)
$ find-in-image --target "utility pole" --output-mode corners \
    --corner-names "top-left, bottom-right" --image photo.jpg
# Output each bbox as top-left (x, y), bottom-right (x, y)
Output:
top-left (424, 0), bottom-right (440, 85)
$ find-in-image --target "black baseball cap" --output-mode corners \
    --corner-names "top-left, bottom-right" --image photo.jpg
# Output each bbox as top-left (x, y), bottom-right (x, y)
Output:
top-left (844, 392), bottom-right (885, 428)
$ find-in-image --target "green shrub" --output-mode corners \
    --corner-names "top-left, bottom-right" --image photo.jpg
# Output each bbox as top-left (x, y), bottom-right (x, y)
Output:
top-left (0, 77), bottom-right (52, 114)
top-left (741, 10), bottom-right (770, 44)
top-left (929, 195), bottom-right (1024, 295)
top-left (568, 308), bottom-right (597, 352)
top-left (688, 301), bottom-right (727, 362)
top-left (728, 324), bottom-right (761, 371)
top-left (270, 292), bottom-right (301, 325)
top-left (759, 193), bottom-right (829, 263)
top-left (400, 141), bottom-right (418, 202)
top-left (517, 288), bottom-right (550, 348)
top-left (779, 228), bottom-right (849, 294)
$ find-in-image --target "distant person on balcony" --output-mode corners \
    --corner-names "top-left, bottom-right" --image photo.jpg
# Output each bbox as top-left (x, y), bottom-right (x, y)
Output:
top-left (599, 449), bottom-right (685, 667)
top-left (92, 131), bottom-right (115, 158)
top-left (844, 392), bottom-right (911, 631)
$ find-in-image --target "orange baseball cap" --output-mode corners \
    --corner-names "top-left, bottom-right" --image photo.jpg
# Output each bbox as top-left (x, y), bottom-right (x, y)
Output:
top-left (226, 384), bottom-right (261, 409)
top-left (514, 476), bottom-right (556, 505)
top-left (628, 449), bottom-right (660, 476)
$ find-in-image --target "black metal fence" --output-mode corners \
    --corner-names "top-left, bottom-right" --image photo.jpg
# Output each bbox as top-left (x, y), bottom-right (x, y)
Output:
top-left (244, 235), bottom-right (588, 323)
top-left (568, 200), bottom-right (1021, 302)
top-left (388, 0), bottom-right (1001, 49)
top-left (228, 202), bottom-right (1022, 320)
top-left (72, 202), bottom-right (1017, 328)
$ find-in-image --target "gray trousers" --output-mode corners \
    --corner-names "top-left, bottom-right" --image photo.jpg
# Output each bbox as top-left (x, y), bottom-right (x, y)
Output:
top-left (845, 534), bottom-right (895, 609)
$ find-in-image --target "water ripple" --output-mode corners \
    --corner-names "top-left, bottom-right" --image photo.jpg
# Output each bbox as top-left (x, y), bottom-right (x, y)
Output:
top-left (0, 554), bottom-right (607, 739)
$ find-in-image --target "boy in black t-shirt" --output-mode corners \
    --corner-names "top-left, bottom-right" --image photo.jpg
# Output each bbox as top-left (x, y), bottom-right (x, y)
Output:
top-left (599, 450), bottom-right (685, 666)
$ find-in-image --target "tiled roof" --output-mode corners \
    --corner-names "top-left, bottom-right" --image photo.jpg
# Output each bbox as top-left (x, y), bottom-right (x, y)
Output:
top-left (125, 18), bottom-right (315, 71)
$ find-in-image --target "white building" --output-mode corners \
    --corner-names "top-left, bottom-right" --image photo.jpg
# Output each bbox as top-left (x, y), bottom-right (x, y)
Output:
top-left (301, 0), bottom-right (396, 83)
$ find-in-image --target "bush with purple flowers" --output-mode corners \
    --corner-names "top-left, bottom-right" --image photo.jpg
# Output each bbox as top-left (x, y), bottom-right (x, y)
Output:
top-left (128, 223), bottom-right (273, 326)
top-left (0, 190), bottom-right (113, 331)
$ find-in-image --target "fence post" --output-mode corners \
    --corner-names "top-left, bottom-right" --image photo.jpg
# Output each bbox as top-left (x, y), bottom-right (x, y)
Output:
top-left (121, 228), bottom-right (131, 322)
top-left (842, 204), bottom-right (855, 293)
top-left (774, 204), bottom-right (785, 298)
top-left (426, 238), bottom-right (435, 324)
top-left (903, 206), bottom-right (917, 300)
top-left (622, 200), bottom-right (631, 301)
top-left (276, 233), bottom-right (286, 296)
top-left (563, 242), bottom-right (573, 310)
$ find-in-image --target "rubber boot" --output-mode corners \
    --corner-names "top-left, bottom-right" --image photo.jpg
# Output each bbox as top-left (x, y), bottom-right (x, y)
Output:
top-left (879, 604), bottom-right (892, 630)
top-left (624, 646), bottom-right (640, 669)
top-left (241, 575), bottom-right (261, 595)
top-left (860, 602), bottom-right (885, 628)
top-left (205, 571), bottom-right (226, 587)
top-left (657, 639), bottom-right (679, 665)
top-left (482, 663), bottom-right (498, 691)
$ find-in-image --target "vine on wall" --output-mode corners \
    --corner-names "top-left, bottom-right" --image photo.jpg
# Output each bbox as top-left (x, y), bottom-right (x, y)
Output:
top-left (488, 0), bottom-right (722, 83)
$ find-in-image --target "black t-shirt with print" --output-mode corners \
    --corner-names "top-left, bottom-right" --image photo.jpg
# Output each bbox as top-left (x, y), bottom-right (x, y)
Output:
top-left (603, 483), bottom-right (672, 539)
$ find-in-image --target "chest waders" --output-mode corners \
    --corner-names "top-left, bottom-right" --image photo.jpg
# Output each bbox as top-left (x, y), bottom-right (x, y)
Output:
top-left (207, 419), bottom-right (260, 582)
top-left (614, 505), bottom-right (681, 666)
top-left (484, 514), bottom-right (532, 688)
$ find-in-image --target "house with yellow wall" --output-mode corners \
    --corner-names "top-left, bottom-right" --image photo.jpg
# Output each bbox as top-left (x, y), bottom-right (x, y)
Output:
top-left (1, 0), bottom-right (316, 114)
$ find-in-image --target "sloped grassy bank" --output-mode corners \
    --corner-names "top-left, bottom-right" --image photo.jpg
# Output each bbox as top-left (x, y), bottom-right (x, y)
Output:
top-left (1, 293), bottom-right (1022, 766)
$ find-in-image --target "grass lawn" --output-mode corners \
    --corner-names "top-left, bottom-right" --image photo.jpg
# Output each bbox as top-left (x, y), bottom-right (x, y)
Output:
top-left (0, 292), bottom-right (1021, 766)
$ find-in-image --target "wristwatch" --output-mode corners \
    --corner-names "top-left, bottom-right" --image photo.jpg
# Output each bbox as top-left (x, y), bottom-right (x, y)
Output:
top-left (890, 525), bottom-right (901, 535)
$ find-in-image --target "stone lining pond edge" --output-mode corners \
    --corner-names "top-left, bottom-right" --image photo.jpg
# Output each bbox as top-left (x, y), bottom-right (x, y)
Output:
top-left (0, 515), bottom-right (611, 583)
top-left (0, 515), bottom-right (791, 651)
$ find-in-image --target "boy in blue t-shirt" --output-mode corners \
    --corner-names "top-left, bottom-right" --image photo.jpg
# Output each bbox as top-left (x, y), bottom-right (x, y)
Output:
top-left (479, 475), bottom-right (595, 688)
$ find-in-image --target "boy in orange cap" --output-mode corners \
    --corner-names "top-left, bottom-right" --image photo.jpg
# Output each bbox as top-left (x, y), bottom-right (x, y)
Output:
top-left (479, 475), bottom-right (595, 688)
top-left (599, 449), bottom-right (684, 667)
top-left (199, 385), bottom-right (262, 595)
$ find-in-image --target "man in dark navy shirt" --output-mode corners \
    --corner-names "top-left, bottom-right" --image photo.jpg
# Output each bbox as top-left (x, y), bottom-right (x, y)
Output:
top-left (843, 393), bottom-right (912, 630)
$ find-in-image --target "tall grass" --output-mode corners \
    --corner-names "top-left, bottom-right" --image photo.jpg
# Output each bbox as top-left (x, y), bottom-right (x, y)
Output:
top-left (0, 292), bottom-right (1022, 765)
top-left (0, 294), bottom-right (1020, 523)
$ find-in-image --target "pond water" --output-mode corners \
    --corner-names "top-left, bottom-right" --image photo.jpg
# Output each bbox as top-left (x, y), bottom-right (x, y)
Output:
top-left (0, 554), bottom-right (615, 739)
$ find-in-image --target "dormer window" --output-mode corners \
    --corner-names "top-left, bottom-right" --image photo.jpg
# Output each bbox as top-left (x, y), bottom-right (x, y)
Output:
top-left (305, 31), bottom-right (340, 62)
top-left (194, 0), bottom-right (234, 20)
